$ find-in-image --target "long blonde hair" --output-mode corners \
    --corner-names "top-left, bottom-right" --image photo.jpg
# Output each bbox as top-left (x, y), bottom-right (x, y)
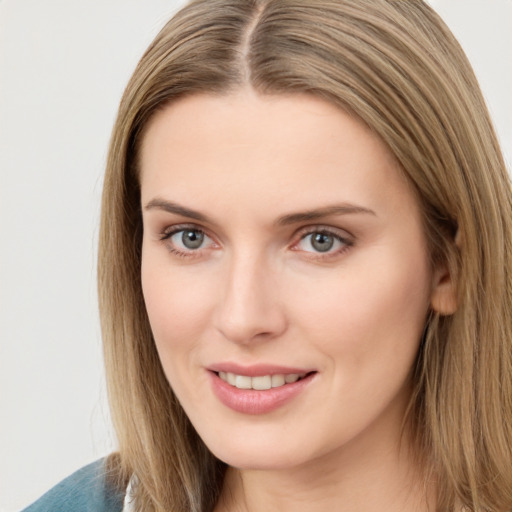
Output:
top-left (98, 1), bottom-right (512, 510)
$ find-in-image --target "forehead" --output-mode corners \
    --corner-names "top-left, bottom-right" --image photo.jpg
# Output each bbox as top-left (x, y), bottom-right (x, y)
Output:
top-left (138, 90), bottom-right (414, 220)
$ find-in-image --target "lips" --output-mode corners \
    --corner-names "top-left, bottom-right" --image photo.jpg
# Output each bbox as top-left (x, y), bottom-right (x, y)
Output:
top-left (207, 364), bottom-right (316, 414)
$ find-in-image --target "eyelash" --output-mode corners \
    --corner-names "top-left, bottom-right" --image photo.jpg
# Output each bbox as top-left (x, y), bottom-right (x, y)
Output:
top-left (159, 224), bottom-right (214, 259)
top-left (293, 227), bottom-right (354, 261)
top-left (158, 224), bottom-right (354, 260)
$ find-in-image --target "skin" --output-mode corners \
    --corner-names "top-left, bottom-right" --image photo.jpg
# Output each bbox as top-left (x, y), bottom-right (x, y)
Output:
top-left (139, 89), bottom-right (454, 512)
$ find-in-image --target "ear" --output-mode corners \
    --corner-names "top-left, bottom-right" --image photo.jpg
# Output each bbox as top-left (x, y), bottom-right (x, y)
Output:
top-left (430, 230), bottom-right (459, 315)
top-left (430, 263), bottom-right (457, 315)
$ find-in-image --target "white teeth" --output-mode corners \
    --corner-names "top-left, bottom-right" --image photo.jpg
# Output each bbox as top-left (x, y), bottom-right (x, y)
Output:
top-left (235, 375), bottom-right (252, 389)
top-left (252, 375), bottom-right (272, 390)
top-left (271, 374), bottom-right (285, 387)
top-left (218, 372), bottom-right (306, 390)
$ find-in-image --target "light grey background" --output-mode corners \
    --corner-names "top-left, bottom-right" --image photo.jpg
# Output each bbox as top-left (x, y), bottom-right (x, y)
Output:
top-left (0, 1), bottom-right (510, 511)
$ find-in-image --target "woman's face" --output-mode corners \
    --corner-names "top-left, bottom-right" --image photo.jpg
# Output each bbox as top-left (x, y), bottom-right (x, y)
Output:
top-left (140, 90), bottom-right (447, 470)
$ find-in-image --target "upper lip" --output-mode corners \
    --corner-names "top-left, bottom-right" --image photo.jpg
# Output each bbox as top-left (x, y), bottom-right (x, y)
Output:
top-left (208, 362), bottom-right (315, 377)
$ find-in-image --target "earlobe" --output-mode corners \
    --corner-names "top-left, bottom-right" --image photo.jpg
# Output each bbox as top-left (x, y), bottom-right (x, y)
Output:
top-left (430, 267), bottom-right (458, 315)
top-left (430, 229), bottom-right (459, 315)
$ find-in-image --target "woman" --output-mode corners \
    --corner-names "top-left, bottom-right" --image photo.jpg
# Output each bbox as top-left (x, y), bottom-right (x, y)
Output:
top-left (23, 0), bottom-right (512, 511)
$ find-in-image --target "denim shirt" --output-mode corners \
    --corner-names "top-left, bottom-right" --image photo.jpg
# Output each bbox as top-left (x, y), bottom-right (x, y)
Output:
top-left (21, 459), bottom-right (125, 512)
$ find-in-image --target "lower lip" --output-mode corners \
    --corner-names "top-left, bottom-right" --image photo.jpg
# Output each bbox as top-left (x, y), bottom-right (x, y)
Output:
top-left (209, 372), bottom-right (315, 415)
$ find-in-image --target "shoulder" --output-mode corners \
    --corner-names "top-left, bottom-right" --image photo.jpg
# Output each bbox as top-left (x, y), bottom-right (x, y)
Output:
top-left (22, 458), bottom-right (126, 512)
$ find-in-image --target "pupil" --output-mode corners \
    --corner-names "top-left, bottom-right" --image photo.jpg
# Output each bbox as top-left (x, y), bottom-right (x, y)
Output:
top-left (182, 230), bottom-right (204, 249)
top-left (312, 233), bottom-right (334, 252)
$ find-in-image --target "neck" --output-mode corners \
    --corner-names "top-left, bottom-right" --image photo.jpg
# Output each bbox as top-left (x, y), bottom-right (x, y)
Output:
top-left (214, 426), bottom-right (434, 512)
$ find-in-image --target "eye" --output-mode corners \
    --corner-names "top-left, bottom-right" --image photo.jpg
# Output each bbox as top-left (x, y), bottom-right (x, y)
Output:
top-left (295, 229), bottom-right (352, 255)
top-left (160, 226), bottom-right (217, 257)
top-left (172, 229), bottom-right (206, 250)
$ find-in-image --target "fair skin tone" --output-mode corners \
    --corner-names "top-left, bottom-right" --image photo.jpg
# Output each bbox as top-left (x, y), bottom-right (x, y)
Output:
top-left (139, 89), bottom-right (454, 512)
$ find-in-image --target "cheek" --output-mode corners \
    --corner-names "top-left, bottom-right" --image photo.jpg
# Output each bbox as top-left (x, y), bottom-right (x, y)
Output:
top-left (140, 252), bottom-right (215, 360)
top-left (291, 245), bottom-right (431, 372)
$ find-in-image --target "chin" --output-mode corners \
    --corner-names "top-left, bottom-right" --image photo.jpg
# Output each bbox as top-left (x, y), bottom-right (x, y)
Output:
top-left (200, 429), bottom-right (318, 471)
top-left (214, 448), bottom-right (306, 471)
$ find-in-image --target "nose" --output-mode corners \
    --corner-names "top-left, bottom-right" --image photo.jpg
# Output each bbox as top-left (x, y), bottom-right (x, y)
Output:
top-left (214, 251), bottom-right (288, 345)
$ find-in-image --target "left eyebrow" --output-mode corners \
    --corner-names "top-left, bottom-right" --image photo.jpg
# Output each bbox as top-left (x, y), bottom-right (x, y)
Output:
top-left (275, 204), bottom-right (376, 226)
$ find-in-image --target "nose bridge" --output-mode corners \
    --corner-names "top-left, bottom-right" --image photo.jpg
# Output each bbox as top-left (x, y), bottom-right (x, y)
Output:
top-left (215, 246), bottom-right (286, 344)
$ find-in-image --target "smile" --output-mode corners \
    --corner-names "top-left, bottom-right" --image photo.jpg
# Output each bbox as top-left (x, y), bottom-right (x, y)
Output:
top-left (217, 371), bottom-right (307, 390)
top-left (209, 368), bottom-right (316, 414)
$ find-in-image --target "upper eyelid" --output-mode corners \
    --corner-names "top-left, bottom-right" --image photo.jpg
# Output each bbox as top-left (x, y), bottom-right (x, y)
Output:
top-left (161, 223), bottom-right (209, 238)
top-left (294, 224), bottom-right (354, 240)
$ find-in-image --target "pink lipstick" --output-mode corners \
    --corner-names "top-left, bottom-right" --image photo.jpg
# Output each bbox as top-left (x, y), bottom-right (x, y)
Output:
top-left (208, 363), bottom-right (316, 415)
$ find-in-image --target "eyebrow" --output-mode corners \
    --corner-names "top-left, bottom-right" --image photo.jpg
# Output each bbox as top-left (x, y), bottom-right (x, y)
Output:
top-left (144, 198), bottom-right (376, 225)
top-left (275, 204), bottom-right (376, 226)
top-left (145, 198), bottom-right (210, 221)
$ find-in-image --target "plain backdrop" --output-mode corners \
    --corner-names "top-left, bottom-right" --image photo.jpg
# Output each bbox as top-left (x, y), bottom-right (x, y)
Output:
top-left (0, 1), bottom-right (510, 511)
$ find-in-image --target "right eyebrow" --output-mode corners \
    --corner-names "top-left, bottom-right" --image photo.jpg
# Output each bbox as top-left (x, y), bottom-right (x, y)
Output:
top-left (144, 198), bottom-right (210, 223)
top-left (275, 203), bottom-right (376, 226)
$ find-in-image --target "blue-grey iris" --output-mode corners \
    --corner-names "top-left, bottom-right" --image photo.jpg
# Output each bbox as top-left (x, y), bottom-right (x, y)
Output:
top-left (311, 233), bottom-right (334, 252)
top-left (182, 230), bottom-right (204, 249)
